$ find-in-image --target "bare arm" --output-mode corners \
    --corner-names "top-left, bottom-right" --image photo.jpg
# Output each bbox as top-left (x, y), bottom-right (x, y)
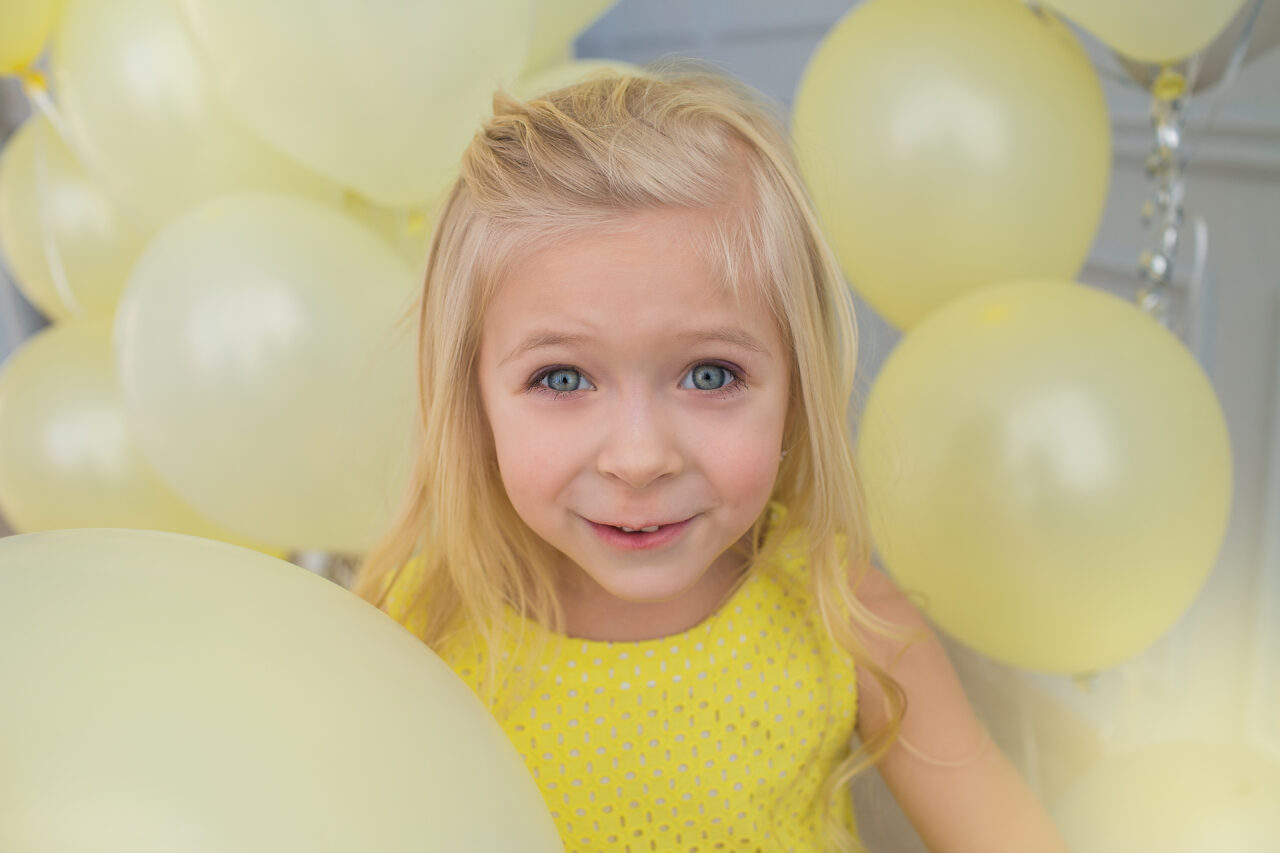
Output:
top-left (853, 567), bottom-right (1069, 853)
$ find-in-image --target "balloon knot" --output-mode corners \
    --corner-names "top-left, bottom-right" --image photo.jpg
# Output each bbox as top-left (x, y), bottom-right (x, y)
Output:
top-left (1151, 68), bottom-right (1187, 102)
top-left (15, 65), bottom-right (48, 97)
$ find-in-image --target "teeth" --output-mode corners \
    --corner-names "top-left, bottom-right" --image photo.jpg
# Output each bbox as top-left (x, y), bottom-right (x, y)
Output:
top-left (618, 525), bottom-right (661, 533)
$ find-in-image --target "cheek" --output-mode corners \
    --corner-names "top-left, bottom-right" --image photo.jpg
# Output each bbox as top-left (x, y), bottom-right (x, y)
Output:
top-left (699, 399), bottom-right (788, 503)
top-left (713, 433), bottom-right (783, 500)
top-left (486, 401), bottom-right (579, 510)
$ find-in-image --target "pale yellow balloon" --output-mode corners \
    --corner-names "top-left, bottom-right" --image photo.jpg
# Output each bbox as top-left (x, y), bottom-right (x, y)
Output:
top-left (524, 0), bottom-right (620, 74)
top-left (792, 0), bottom-right (1110, 330)
top-left (0, 0), bottom-right (63, 73)
top-left (115, 192), bottom-right (417, 553)
top-left (0, 529), bottom-right (565, 853)
top-left (1120, 0), bottom-right (1280, 93)
top-left (1041, 0), bottom-right (1247, 64)
top-left (513, 58), bottom-right (640, 101)
top-left (0, 113), bottom-right (145, 320)
top-left (340, 191), bottom-right (439, 272)
top-left (1053, 741), bottom-right (1280, 851)
top-left (856, 281), bottom-right (1231, 673)
top-left (177, 0), bottom-right (536, 208)
top-left (0, 317), bottom-right (238, 538)
top-left (51, 0), bottom-right (334, 234)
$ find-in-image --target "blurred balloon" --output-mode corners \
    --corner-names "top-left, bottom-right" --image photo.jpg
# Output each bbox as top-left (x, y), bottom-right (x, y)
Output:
top-left (524, 0), bottom-right (620, 74)
top-left (340, 192), bottom-right (437, 272)
top-left (1053, 741), bottom-right (1280, 851)
top-left (513, 58), bottom-right (640, 100)
top-left (1040, 0), bottom-right (1248, 64)
top-left (0, 529), bottom-right (565, 853)
top-left (0, 113), bottom-right (145, 320)
top-left (115, 192), bottom-right (416, 554)
top-left (0, 0), bottom-right (63, 73)
top-left (857, 281), bottom-right (1231, 673)
top-left (0, 316), bottom-right (241, 538)
top-left (177, 0), bottom-right (535, 208)
top-left (1119, 0), bottom-right (1280, 93)
top-left (792, 0), bottom-right (1110, 330)
top-left (50, 0), bottom-right (333, 234)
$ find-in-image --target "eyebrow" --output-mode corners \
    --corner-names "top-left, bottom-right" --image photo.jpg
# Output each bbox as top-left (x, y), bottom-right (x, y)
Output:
top-left (501, 331), bottom-right (593, 366)
top-left (677, 327), bottom-right (771, 355)
top-left (500, 327), bottom-right (771, 366)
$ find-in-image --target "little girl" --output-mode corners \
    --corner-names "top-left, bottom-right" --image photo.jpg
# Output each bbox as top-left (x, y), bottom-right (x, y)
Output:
top-left (354, 67), bottom-right (1067, 853)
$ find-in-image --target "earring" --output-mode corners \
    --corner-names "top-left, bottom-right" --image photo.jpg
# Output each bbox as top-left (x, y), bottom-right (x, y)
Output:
top-left (779, 449), bottom-right (788, 460)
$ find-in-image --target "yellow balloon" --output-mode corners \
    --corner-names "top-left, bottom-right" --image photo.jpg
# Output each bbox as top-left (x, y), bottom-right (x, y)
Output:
top-left (856, 281), bottom-right (1231, 673)
top-left (51, 0), bottom-right (334, 233)
top-left (513, 58), bottom-right (640, 101)
top-left (0, 0), bottom-right (63, 73)
top-left (1040, 0), bottom-right (1248, 64)
top-left (1118, 0), bottom-right (1280, 94)
top-left (340, 191), bottom-right (439, 273)
top-left (0, 317), bottom-right (237, 538)
top-left (0, 529), bottom-right (565, 852)
top-left (115, 192), bottom-right (416, 553)
top-left (177, 0), bottom-right (536, 208)
top-left (1053, 741), bottom-right (1280, 851)
top-left (793, 0), bottom-right (1110, 330)
top-left (524, 0), bottom-right (620, 74)
top-left (0, 113), bottom-right (145, 320)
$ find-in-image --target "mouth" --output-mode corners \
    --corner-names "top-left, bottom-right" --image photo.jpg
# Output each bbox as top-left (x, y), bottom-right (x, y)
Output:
top-left (604, 522), bottom-right (664, 533)
top-left (583, 516), bottom-right (695, 550)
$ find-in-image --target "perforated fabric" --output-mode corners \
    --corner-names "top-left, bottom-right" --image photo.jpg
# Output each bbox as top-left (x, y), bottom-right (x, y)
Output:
top-left (388, 533), bottom-right (859, 852)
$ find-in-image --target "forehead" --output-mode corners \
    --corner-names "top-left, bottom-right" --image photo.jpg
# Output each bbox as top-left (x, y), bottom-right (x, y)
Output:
top-left (483, 209), bottom-right (780, 347)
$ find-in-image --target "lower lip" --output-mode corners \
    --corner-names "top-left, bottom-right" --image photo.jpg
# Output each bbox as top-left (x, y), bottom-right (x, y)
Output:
top-left (585, 517), bottom-right (694, 551)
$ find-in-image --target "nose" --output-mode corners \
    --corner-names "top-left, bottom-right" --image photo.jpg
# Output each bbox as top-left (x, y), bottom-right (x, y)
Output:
top-left (595, 387), bottom-right (683, 489)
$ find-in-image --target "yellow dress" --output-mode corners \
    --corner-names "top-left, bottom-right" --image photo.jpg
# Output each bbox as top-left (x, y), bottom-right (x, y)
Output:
top-left (387, 534), bottom-right (859, 852)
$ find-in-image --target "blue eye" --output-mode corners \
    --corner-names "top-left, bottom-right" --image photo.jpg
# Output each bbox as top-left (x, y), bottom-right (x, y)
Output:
top-left (684, 363), bottom-right (735, 391)
top-left (538, 368), bottom-right (593, 393)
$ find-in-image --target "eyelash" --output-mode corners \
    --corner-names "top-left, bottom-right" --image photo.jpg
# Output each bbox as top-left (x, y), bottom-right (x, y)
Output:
top-left (526, 362), bottom-right (746, 400)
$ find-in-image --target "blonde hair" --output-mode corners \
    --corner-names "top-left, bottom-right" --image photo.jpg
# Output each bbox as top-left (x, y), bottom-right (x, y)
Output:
top-left (353, 64), bottom-right (905, 851)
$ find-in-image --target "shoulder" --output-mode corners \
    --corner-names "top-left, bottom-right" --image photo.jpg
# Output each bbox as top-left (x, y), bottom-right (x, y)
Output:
top-left (848, 563), bottom-right (972, 751)
top-left (849, 565), bottom-right (1071, 851)
top-left (852, 564), bottom-right (929, 634)
top-left (848, 564), bottom-right (938, 691)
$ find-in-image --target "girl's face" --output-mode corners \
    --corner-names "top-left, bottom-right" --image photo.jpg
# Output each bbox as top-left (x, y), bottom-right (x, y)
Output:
top-left (477, 209), bottom-right (791, 625)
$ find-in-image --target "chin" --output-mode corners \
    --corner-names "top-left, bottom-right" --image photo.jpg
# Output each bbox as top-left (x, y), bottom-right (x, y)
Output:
top-left (583, 562), bottom-right (705, 606)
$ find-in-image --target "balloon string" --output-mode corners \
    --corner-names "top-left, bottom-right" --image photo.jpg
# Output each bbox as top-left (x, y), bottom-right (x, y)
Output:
top-left (1194, 0), bottom-right (1263, 157)
top-left (1135, 83), bottom-right (1185, 329)
top-left (19, 68), bottom-right (82, 318)
top-left (17, 67), bottom-right (68, 141)
top-left (881, 690), bottom-right (993, 770)
top-left (892, 727), bottom-right (992, 770)
top-left (1186, 215), bottom-right (1213, 370)
top-left (1134, 0), bottom-right (1260, 334)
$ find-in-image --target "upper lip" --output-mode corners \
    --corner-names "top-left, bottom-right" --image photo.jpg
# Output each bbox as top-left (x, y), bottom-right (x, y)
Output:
top-left (588, 516), bottom-right (691, 528)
